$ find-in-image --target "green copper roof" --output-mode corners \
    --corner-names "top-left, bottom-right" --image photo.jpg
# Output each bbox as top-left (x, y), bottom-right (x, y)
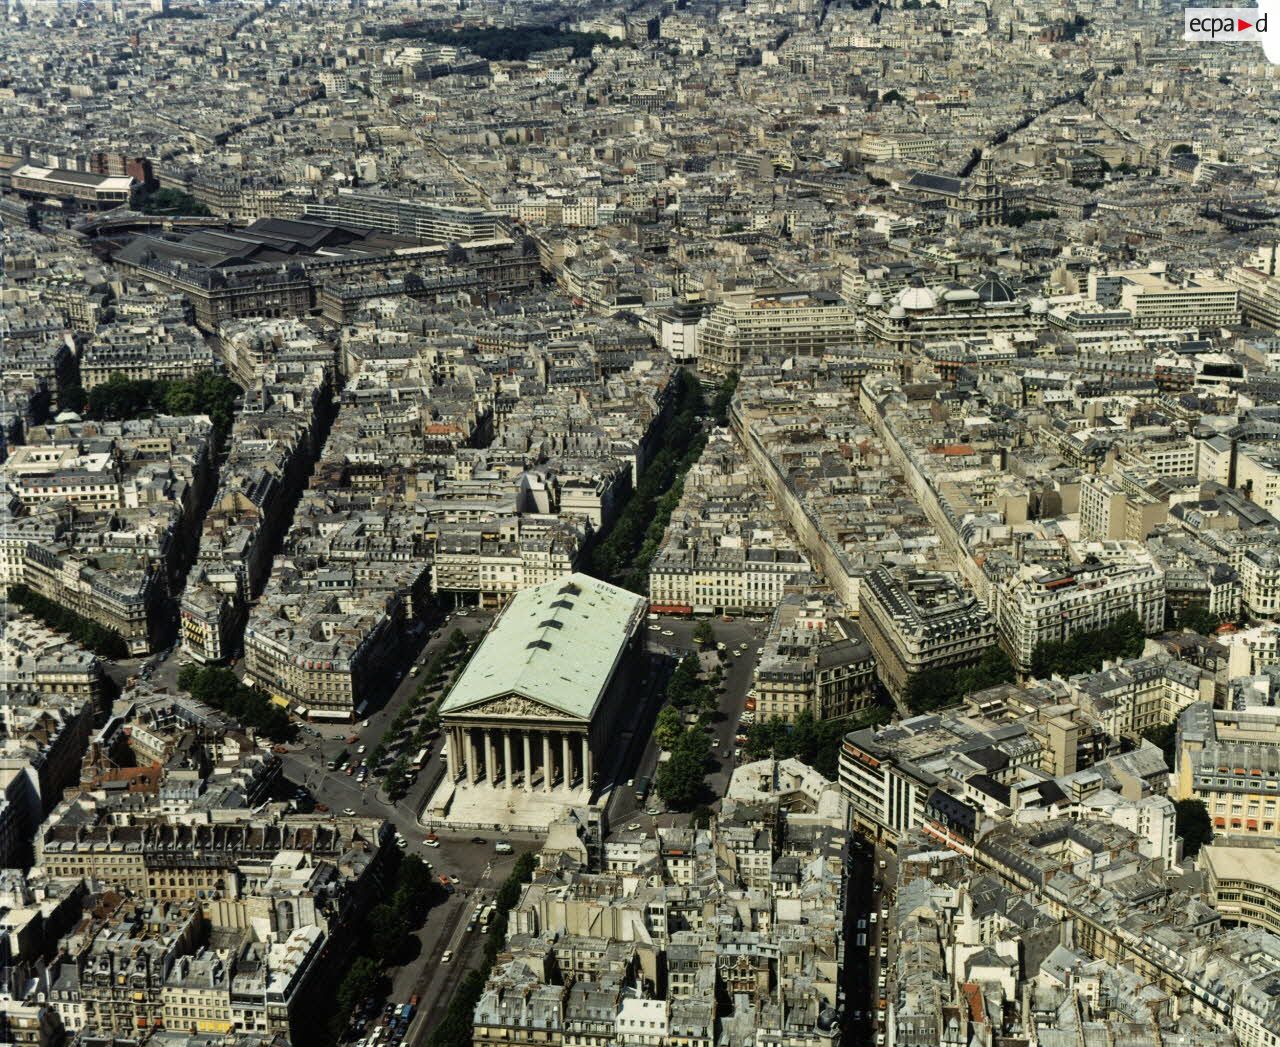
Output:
top-left (440, 573), bottom-right (647, 721)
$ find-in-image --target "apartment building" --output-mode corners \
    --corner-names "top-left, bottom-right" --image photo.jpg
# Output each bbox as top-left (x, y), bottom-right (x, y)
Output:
top-left (1091, 265), bottom-right (1242, 329)
top-left (695, 290), bottom-right (858, 377)
top-left (859, 566), bottom-right (995, 700)
top-left (1079, 472), bottom-right (1167, 542)
top-left (995, 553), bottom-right (1166, 673)
top-left (1175, 702), bottom-right (1280, 841)
top-left (304, 190), bottom-right (502, 243)
top-left (754, 598), bottom-right (877, 723)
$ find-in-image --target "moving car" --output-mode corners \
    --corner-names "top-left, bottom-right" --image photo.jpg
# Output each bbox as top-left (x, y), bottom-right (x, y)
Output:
top-left (440, 950), bottom-right (453, 964)
top-left (424, 839), bottom-right (440, 848)
top-left (342, 808), bottom-right (355, 816)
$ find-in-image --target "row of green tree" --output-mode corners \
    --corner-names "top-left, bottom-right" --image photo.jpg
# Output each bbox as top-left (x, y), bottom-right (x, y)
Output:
top-left (906, 647), bottom-right (1016, 714)
top-left (710, 371), bottom-right (739, 427)
top-left (177, 665), bottom-right (292, 741)
top-left (372, 628), bottom-right (475, 800)
top-left (656, 723), bottom-right (715, 811)
top-left (1005, 207), bottom-right (1057, 227)
top-left (379, 23), bottom-right (624, 60)
top-left (742, 705), bottom-right (891, 780)
top-left (590, 370), bottom-right (710, 591)
top-left (653, 650), bottom-right (724, 811)
top-left (327, 852), bottom-right (447, 1042)
top-left (67, 370), bottom-right (242, 439)
top-left (7, 585), bottom-right (129, 658)
top-left (426, 851), bottom-right (538, 1047)
top-left (1029, 612), bottom-right (1147, 679)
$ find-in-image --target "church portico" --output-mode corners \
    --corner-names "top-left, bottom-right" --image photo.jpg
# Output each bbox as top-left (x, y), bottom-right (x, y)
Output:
top-left (426, 573), bottom-right (646, 830)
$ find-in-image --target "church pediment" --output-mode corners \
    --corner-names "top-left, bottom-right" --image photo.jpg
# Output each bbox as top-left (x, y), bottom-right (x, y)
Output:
top-left (449, 691), bottom-right (584, 723)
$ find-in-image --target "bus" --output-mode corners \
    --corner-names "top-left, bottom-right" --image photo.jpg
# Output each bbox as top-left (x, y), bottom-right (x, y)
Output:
top-left (479, 904), bottom-right (496, 931)
top-left (413, 747), bottom-right (429, 769)
top-left (634, 775), bottom-right (651, 801)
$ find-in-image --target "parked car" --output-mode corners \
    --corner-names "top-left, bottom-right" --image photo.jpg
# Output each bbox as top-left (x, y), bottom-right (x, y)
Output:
top-left (342, 808), bottom-right (355, 816)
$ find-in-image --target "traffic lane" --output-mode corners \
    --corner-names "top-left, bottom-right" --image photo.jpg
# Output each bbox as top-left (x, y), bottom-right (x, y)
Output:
top-left (404, 850), bottom-right (518, 1046)
top-left (843, 836), bottom-right (875, 1037)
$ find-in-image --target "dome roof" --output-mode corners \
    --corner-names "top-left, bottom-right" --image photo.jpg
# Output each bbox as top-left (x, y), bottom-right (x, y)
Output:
top-left (865, 290), bottom-right (884, 308)
top-left (943, 287), bottom-right (980, 303)
top-left (888, 304), bottom-right (906, 319)
top-left (896, 284), bottom-right (937, 311)
top-left (974, 272), bottom-right (1015, 303)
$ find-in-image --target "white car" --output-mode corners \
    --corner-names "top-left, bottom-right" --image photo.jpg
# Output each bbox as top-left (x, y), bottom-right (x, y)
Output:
top-left (626, 823), bottom-right (642, 831)
top-left (424, 839), bottom-right (441, 848)
top-left (342, 808), bottom-right (356, 816)
top-left (440, 950), bottom-right (453, 964)
top-left (662, 630), bottom-right (674, 637)
top-left (357, 744), bottom-right (367, 754)
top-left (756, 647), bottom-right (764, 655)
top-left (361, 720), bottom-right (370, 728)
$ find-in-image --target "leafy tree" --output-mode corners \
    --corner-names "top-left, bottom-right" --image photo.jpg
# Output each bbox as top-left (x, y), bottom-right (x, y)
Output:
top-left (178, 665), bottom-right (291, 741)
top-left (654, 706), bottom-right (684, 749)
top-left (881, 89), bottom-right (904, 105)
top-left (907, 647), bottom-right (1015, 714)
top-left (1177, 605), bottom-right (1223, 636)
top-left (692, 620), bottom-right (716, 647)
top-left (1175, 798), bottom-right (1212, 859)
top-left (656, 748), bottom-right (705, 811)
top-left (7, 585), bottom-right (129, 657)
top-left (1030, 612), bottom-right (1147, 679)
top-left (589, 370), bottom-right (708, 589)
top-left (666, 653), bottom-right (705, 708)
top-left (711, 371), bottom-right (739, 426)
top-left (59, 383), bottom-right (86, 413)
top-left (84, 370), bottom-right (242, 440)
top-left (136, 186), bottom-right (213, 217)
top-left (335, 955), bottom-right (382, 1020)
top-left (367, 903), bottom-right (409, 962)
top-left (743, 705), bottom-right (891, 779)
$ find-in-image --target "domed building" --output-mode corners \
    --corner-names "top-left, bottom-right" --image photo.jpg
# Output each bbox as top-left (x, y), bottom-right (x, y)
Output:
top-left (974, 271), bottom-right (1016, 304)
top-left (862, 271), bottom-right (1047, 352)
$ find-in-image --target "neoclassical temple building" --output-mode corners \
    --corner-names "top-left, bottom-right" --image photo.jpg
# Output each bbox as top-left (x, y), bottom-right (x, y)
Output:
top-left (437, 573), bottom-right (646, 816)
